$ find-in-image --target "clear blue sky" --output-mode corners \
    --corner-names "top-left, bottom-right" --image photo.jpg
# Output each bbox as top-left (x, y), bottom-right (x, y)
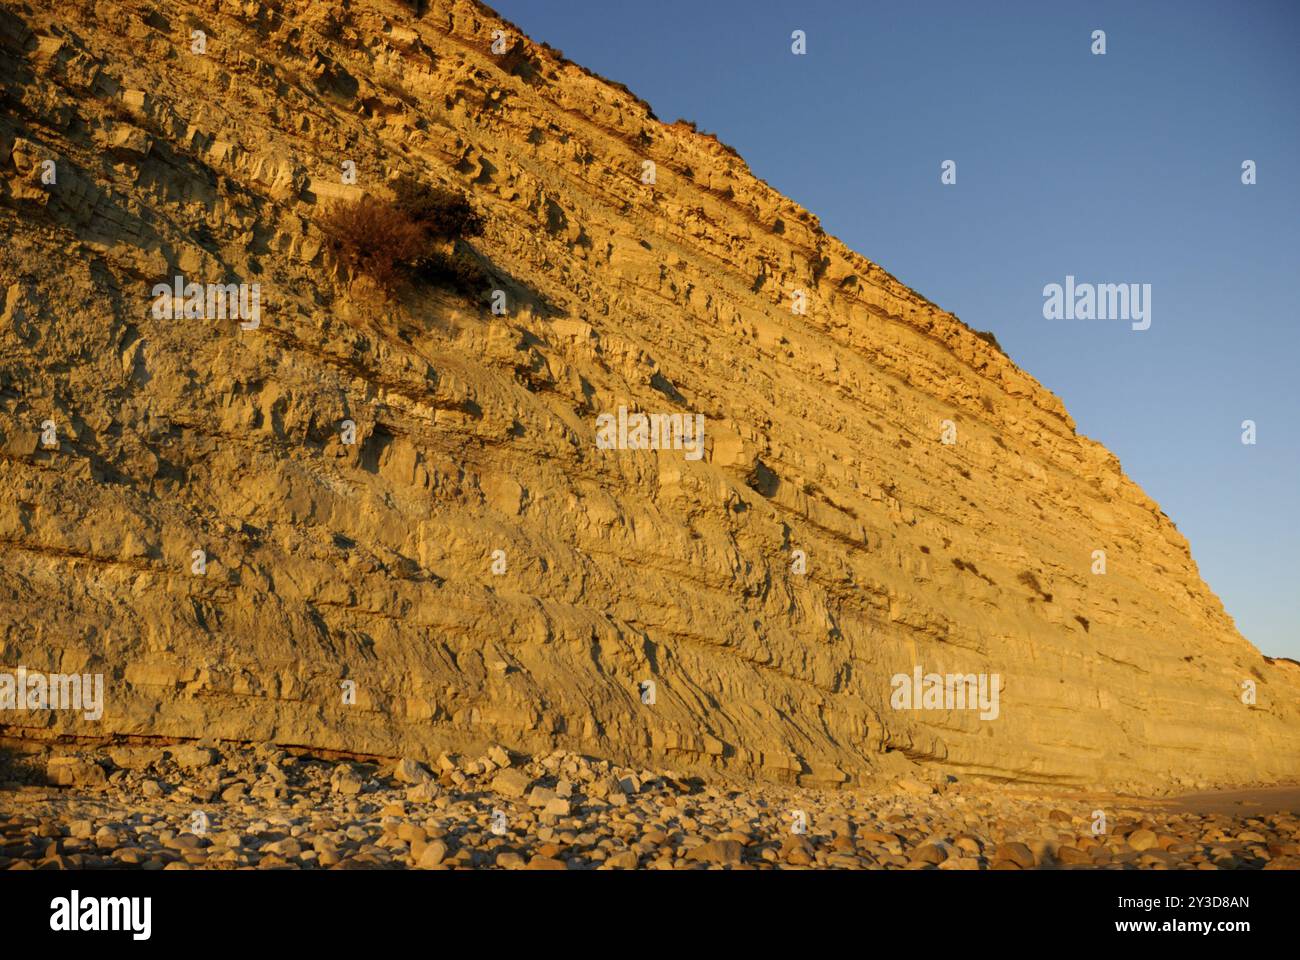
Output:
top-left (490, 0), bottom-right (1300, 659)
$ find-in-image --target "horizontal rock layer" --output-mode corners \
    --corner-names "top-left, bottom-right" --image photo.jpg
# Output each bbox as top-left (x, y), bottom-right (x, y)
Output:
top-left (1, 0), bottom-right (1296, 792)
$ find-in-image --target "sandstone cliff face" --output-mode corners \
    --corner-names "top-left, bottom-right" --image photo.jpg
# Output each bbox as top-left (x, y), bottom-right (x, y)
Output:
top-left (0, 0), bottom-right (1296, 793)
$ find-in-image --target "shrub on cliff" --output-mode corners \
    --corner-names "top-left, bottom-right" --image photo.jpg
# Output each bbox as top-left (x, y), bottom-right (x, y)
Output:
top-left (319, 183), bottom-right (486, 293)
top-left (499, 41), bottom-right (541, 83)
top-left (972, 328), bottom-right (1004, 353)
top-left (318, 198), bottom-right (428, 289)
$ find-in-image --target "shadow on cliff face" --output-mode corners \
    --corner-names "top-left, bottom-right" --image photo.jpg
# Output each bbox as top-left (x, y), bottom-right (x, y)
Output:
top-left (0, 739), bottom-right (41, 789)
top-left (746, 458), bottom-right (781, 499)
top-left (358, 426), bottom-right (395, 475)
top-left (462, 247), bottom-right (565, 321)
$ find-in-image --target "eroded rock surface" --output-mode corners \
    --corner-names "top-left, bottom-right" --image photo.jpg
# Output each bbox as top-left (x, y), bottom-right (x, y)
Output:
top-left (0, 0), bottom-right (1297, 792)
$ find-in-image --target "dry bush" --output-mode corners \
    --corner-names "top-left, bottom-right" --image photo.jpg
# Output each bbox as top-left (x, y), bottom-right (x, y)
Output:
top-left (319, 181), bottom-right (487, 294)
top-left (499, 41), bottom-right (541, 83)
top-left (318, 198), bottom-right (428, 288)
top-left (972, 328), bottom-right (1004, 353)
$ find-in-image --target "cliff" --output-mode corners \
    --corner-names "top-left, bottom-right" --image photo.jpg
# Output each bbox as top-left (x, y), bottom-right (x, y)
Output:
top-left (1, 0), bottom-right (1296, 793)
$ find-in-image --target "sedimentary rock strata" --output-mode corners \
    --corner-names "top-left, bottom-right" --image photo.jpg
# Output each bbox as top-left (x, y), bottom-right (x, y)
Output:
top-left (0, 0), bottom-right (1297, 793)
